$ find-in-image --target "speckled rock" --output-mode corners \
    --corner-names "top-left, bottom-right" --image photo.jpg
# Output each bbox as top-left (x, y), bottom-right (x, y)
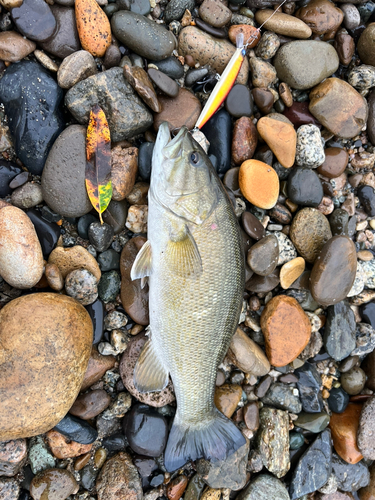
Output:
top-left (0, 439), bottom-right (27, 477)
top-left (48, 245), bottom-right (101, 281)
top-left (96, 452), bottom-right (142, 500)
top-left (236, 474), bottom-right (290, 500)
top-left (255, 31), bottom-right (280, 60)
top-left (65, 269), bottom-right (98, 306)
top-left (0, 478), bottom-right (19, 500)
top-left (324, 301), bottom-right (356, 361)
top-left (358, 23), bottom-right (375, 67)
top-left (249, 56), bottom-right (277, 88)
top-left (348, 65), bottom-right (375, 91)
top-left (30, 468), bottom-right (79, 500)
top-left (75, 0), bottom-right (111, 57)
top-left (261, 382), bottom-right (302, 413)
top-left (295, 124), bottom-right (325, 168)
top-left (273, 231), bottom-right (298, 265)
top-left (296, 0), bottom-right (344, 35)
top-left (57, 50), bottom-right (98, 90)
top-left (357, 396), bottom-right (375, 459)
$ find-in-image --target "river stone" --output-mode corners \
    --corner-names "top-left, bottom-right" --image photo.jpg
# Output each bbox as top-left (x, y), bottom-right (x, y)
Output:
top-left (331, 452), bottom-right (370, 491)
top-left (58, 50), bottom-right (98, 90)
top-left (358, 23), bottom-right (375, 67)
top-left (236, 474), bottom-right (290, 500)
top-left (0, 293), bottom-right (93, 440)
top-left (11, 0), bottom-right (56, 42)
top-left (247, 234), bottom-right (279, 276)
top-left (112, 11), bottom-right (176, 61)
top-left (0, 31), bottom-right (36, 62)
top-left (295, 124), bottom-right (325, 169)
top-left (227, 327), bottom-right (270, 376)
top-left (0, 206), bottom-right (44, 289)
top-left (65, 68), bottom-right (153, 142)
top-left (289, 429), bottom-right (332, 500)
top-left (30, 468), bottom-right (79, 500)
top-left (274, 41), bottom-right (339, 90)
top-left (41, 125), bottom-right (92, 218)
top-left (357, 396), bottom-right (375, 459)
top-left (261, 382), bottom-right (302, 413)
top-left (38, 5), bottom-right (80, 59)
top-left (164, 0), bottom-right (195, 23)
top-left (296, 362), bottom-right (323, 413)
top-left (0, 60), bottom-right (64, 175)
top-left (310, 236), bottom-right (357, 307)
top-left (324, 301), bottom-right (356, 361)
top-left (287, 167), bottom-right (324, 208)
top-left (254, 9), bottom-right (312, 38)
top-left (289, 208), bottom-right (332, 263)
top-left (96, 452), bottom-right (142, 500)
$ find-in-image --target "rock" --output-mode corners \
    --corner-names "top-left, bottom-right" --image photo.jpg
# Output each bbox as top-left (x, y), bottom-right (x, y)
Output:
top-left (341, 3), bottom-right (360, 29)
top-left (0, 293), bottom-right (92, 441)
top-left (0, 478), bottom-right (19, 500)
top-left (228, 24), bottom-right (260, 47)
top-left (80, 347), bottom-right (116, 392)
top-left (202, 108), bottom-right (231, 175)
top-left (255, 31), bottom-right (280, 60)
top-left (112, 11), bottom-right (176, 60)
top-left (358, 23), bottom-right (375, 67)
top-left (295, 411), bottom-right (330, 432)
top-left (289, 432), bottom-right (305, 450)
top-left (329, 403), bottom-right (363, 464)
top-left (196, 439), bottom-right (249, 490)
top-left (46, 430), bottom-right (93, 459)
top-left (11, 0), bottom-right (56, 42)
top-left (335, 29), bottom-right (355, 66)
top-left (274, 40), bottom-right (339, 90)
top-left (54, 413), bottom-right (98, 444)
top-left (120, 333), bottom-right (175, 407)
top-left (65, 269), bottom-right (98, 305)
top-left (247, 234), bottom-right (279, 275)
top-left (88, 222), bottom-right (114, 252)
top-left (48, 245), bottom-right (101, 281)
top-left (0, 60), bottom-right (64, 175)
top-left (102, 199), bottom-right (129, 234)
top-left (257, 407), bottom-right (290, 478)
top-left (75, 0), bottom-right (111, 57)
top-left (254, 9), bottom-right (312, 38)
top-left (289, 430), bottom-right (332, 500)
top-left (178, 27), bottom-right (249, 84)
top-left (249, 56), bottom-right (276, 88)
top-left (0, 439), bottom-right (27, 477)
top-left (348, 65), bottom-right (375, 91)
top-left (328, 387), bottom-right (350, 414)
top-left (199, 0), bottom-right (232, 27)
top-left (39, 5), bottom-right (80, 59)
top-left (96, 452), bottom-right (142, 500)
top-left (236, 474), bottom-right (290, 500)
top-left (357, 396), bottom-right (375, 459)
top-left (309, 78), bottom-right (368, 139)
top-left (273, 230), bottom-right (298, 265)
top-left (232, 117), bottom-right (257, 165)
top-left (167, 475), bottom-right (189, 500)
top-left (368, 89), bottom-right (375, 146)
top-left (252, 88), bottom-right (274, 115)
top-left (358, 462), bottom-right (375, 500)
top-left (28, 435), bottom-right (56, 474)
top-left (124, 66), bottom-right (160, 113)
top-left (239, 159), bottom-right (279, 209)
top-left (30, 469), bottom-right (79, 500)
top-left (296, 0), bottom-right (344, 34)
top-left (243, 402), bottom-right (259, 432)
top-left (351, 322), bottom-right (375, 356)
top-left (226, 85), bottom-right (254, 119)
top-left (0, 206), bottom-right (44, 289)
top-left (331, 452), bottom-right (370, 491)
top-left (358, 185), bottom-right (375, 216)
top-left (257, 116), bottom-right (296, 168)
top-left (280, 257), bottom-right (305, 289)
top-left (214, 384), bottom-right (242, 418)
top-left (0, 31), bottom-right (35, 62)
top-left (287, 167), bottom-right (324, 208)
top-left (242, 211), bottom-right (265, 240)
top-left (341, 366), bottom-right (366, 395)
top-left (0, 161), bottom-right (22, 198)
top-left (11, 182), bottom-right (43, 209)
top-left (227, 327), bottom-right (270, 376)
top-left (295, 124), bottom-right (325, 169)
top-left (310, 235), bottom-right (357, 307)
top-left (324, 301), bottom-right (356, 361)
top-left (153, 88), bottom-right (201, 133)
top-left (57, 50), bottom-right (98, 89)
top-left (164, 0), bottom-right (194, 22)
top-left (150, 57), bottom-right (184, 80)
top-left (65, 68), bottom-right (153, 142)
top-left (98, 249), bottom-right (120, 272)
top-left (296, 362), bottom-right (323, 413)
top-left (41, 125), bottom-right (92, 217)
top-left (260, 294), bottom-right (311, 367)
top-left (318, 147), bottom-right (349, 179)
top-left (283, 101), bottom-right (320, 128)
top-left (98, 270), bottom-right (121, 303)
top-left (261, 382), bottom-right (302, 413)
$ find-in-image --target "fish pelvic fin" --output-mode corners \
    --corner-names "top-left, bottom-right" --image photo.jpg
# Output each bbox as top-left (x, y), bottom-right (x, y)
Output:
top-left (165, 227), bottom-right (202, 278)
top-left (134, 336), bottom-right (169, 393)
top-left (164, 408), bottom-right (246, 472)
top-left (131, 240), bottom-right (152, 286)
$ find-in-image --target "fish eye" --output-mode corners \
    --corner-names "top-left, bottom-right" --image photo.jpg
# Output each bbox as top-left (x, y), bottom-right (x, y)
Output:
top-left (190, 151), bottom-right (201, 166)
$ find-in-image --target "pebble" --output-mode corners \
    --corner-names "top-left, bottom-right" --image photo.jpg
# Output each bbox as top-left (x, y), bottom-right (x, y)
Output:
top-left (329, 403), bottom-right (363, 464)
top-left (295, 411), bottom-right (330, 432)
top-left (318, 148), bottom-right (349, 179)
top-left (295, 124), bottom-right (325, 168)
top-left (227, 327), bottom-right (270, 375)
top-left (148, 68), bottom-right (179, 98)
top-left (54, 413), bottom-right (98, 444)
top-left (260, 294), bottom-right (311, 367)
top-left (341, 3), bottom-right (361, 29)
top-left (232, 117), bottom-right (258, 165)
top-left (228, 24), bottom-right (260, 47)
top-left (328, 387), bottom-right (350, 414)
top-left (274, 40), bottom-right (339, 90)
top-left (236, 474), bottom-right (290, 500)
top-left (214, 383), bottom-right (242, 417)
top-left (309, 78), bottom-right (368, 139)
top-left (98, 249), bottom-right (120, 272)
top-left (358, 462), bottom-right (375, 500)
top-left (80, 347), bottom-right (116, 392)
top-left (255, 31), bottom-right (280, 60)
top-left (341, 366), bottom-right (366, 395)
top-left (30, 469), bottom-right (78, 500)
top-left (11, 182), bottom-right (43, 209)
top-left (0, 60), bottom-right (64, 176)
top-left (0, 439), bottom-right (27, 477)
top-left (356, 396), bottom-right (375, 459)
top-left (239, 160), bottom-right (279, 209)
top-left (149, 57), bottom-right (184, 79)
top-left (48, 245), bottom-right (101, 281)
top-left (243, 402), bottom-right (259, 432)
top-left (154, 88), bottom-right (201, 134)
top-left (98, 270), bottom-right (121, 302)
top-left (247, 234), bottom-right (279, 275)
top-left (348, 64), bottom-right (375, 91)
top-left (0, 31), bottom-right (35, 62)
top-left (257, 116), bottom-right (296, 168)
top-left (46, 430), bottom-right (93, 459)
top-left (351, 322), bottom-right (375, 356)
top-left (242, 211), bottom-right (266, 240)
top-left (296, 362), bottom-right (323, 412)
top-left (11, 0), bottom-right (56, 42)
top-left (273, 230), bottom-right (297, 265)
top-left (249, 56), bottom-right (277, 88)
top-left (88, 222), bottom-right (114, 253)
top-left (0, 478), bottom-right (19, 500)
top-left (202, 109), bottom-right (231, 175)
top-left (254, 9), bottom-right (312, 38)
top-left (335, 29), bottom-right (355, 66)
top-left (324, 301), bottom-right (356, 361)
top-left (65, 269), bottom-right (98, 305)
top-left (75, 0), bottom-right (111, 57)
top-left (289, 432), bottom-right (305, 450)
top-left (252, 88), bottom-right (274, 115)
top-left (261, 382), bottom-right (302, 413)
top-left (0, 161), bottom-right (22, 198)
top-left (257, 407), bottom-right (290, 478)
top-left (296, 0), bottom-right (344, 34)
top-left (226, 85), bottom-right (254, 118)
top-left (331, 452), bottom-right (370, 491)
top-left (280, 257), bottom-right (305, 288)
top-left (28, 435), bottom-right (56, 474)
top-left (310, 235), bottom-right (357, 307)
top-left (57, 50), bottom-right (97, 90)
top-left (34, 50), bottom-right (59, 73)
top-left (199, 0), bottom-right (232, 27)
top-left (164, 0), bottom-right (194, 22)
top-left (358, 23), bottom-right (375, 67)
top-left (358, 185), bottom-right (375, 216)
top-left (288, 167), bottom-right (324, 207)
top-left (124, 66), bottom-right (161, 112)
top-left (289, 429), bottom-right (332, 500)
top-left (39, 5), bottom-right (81, 59)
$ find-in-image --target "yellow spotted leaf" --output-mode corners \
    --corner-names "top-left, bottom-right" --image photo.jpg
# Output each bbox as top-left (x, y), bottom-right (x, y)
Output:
top-left (85, 104), bottom-right (112, 223)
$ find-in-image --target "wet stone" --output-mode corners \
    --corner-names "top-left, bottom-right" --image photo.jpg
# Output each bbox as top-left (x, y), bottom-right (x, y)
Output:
top-left (54, 414), bottom-right (98, 444)
top-left (236, 473), bottom-right (290, 500)
top-left (69, 390), bottom-right (111, 421)
top-left (26, 209), bottom-right (61, 258)
top-left (101, 433), bottom-right (127, 451)
top-left (360, 301), bottom-right (375, 328)
top-left (98, 270), bottom-right (121, 303)
top-left (28, 436), bottom-right (56, 475)
top-left (0, 439), bottom-right (27, 477)
top-left (340, 366), bottom-right (366, 395)
top-left (296, 0), bottom-right (344, 35)
top-left (30, 469), bottom-right (78, 500)
top-left (81, 464), bottom-right (98, 491)
top-left (357, 396), bottom-right (375, 459)
top-left (331, 452), bottom-right (370, 491)
top-left (39, 5), bottom-right (80, 59)
top-left (96, 452), bottom-right (142, 500)
top-left (0, 478), bottom-right (19, 500)
top-left (150, 57), bottom-right (184, 79)
top-left (261, 382), bottom-right (302, 413)
top-left (287, 167), bottom-right (324, 207)
top-left (202, 109), bottom-right (232, 175)
top-left (97, 249), bottom-right (120, 272)
top-left (329, 209), bottom-right (350, 236)
top-left (328, 387), bottom-right (350, 414)
top-left (88, 222), bottom-right (114, 253)
top-left (329, 403), bottom-right (363, 464)
top-left (57, 50), bottom-right (98, 90)
top-left (252, 88), bottom-right (274, 115)
top-left (242, 211), bottom-right (265, 240)
top-left (289, 432), bottom-right (305, 450)
top-left (247, 234), bottom-right (279, 276)
top-left (295, 412), bottom-right (330, 433)
top-left (296, 362), bottom-right (323, 413)
top-left (154, 88), bottom-right (201, 134)
top-left (227, 327), bottom-right (270, 376)
top-left (11, 0), bottom-right (56, 42)
top-left (214, 384), bottom-right (242, 417)
top-left (65, 269), bottom-right (98, 306)
top-left (255, 375), bottom-right (272, 398)
top-left (46, 430), bottom-right (93, 460)
top-left (243, 402), bottom-right (259, 432)
top-left (225, 85), bottom-right (254, 118)
top-left (148, 68), bottom-right (179, 98)
top-left (357, 185), bottom-right (375, 216)
top-left (255, 31), bottom-right (280, 60)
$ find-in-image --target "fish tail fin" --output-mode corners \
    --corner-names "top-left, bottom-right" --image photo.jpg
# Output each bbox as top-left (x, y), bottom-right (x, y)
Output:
top-left (164, 408), bottom-right (246, 472)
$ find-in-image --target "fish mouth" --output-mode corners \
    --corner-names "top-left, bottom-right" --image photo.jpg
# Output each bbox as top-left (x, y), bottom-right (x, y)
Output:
top-left (163, 126), bottom-right (190, 159)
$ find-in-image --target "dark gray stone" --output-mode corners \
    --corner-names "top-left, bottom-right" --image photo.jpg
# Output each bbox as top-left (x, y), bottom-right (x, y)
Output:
top-left (331, 452), bottom-right (370, 491)
top-left (150, 57), bottom-right (184, 79)
top-left (88, 222), bottom-right (114, 252)
top-left (39, 5), bottom-right (80, 59)
top-left (287, 167), bottom-right (323, 207)
top-left (236, 474), bottom-right (290, 500)
top-left (11, 0), bottom-right (56, 42)
top-left (261, 382), bottom-right (302, 414)
top-left (324, 301), bottom-right (356, 361)
top-left (164, 0), bottom-right (195, 22)
top-left (327, 387), bottom-right (350, 414)
top-left (296, 363), bottom-right (323, 413)
top-left (98, 270), bottom-right (121, 302)
top-left (54, 414), bottom-right (98, 444)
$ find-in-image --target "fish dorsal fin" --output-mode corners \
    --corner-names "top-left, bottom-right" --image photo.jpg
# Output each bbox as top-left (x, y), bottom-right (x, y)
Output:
top-left (130, 240), bottom-right (152, 282)
top-left (134, 336), bottom-right (169, 393)
top-left (166, 227), bottom-right (202, 278)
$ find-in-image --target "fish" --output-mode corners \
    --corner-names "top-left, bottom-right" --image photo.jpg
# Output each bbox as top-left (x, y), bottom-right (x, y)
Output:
top-left (130, 122), bottom-right (246, 472)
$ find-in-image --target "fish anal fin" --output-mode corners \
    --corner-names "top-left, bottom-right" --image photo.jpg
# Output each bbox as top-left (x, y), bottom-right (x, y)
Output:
top-left (166, 228), bottom-right (202, 278)
top-left (131, 240), bottom-right (152, 281)
top-left (134, 337), bottom-right (169, 393)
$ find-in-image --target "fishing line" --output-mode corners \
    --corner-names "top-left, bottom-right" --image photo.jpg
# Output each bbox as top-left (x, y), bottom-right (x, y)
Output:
top-left (243, 0), bottom-right (290, 49)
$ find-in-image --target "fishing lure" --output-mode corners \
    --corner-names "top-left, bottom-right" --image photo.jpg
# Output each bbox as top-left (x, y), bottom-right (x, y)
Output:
top-left (194, 0), bottom-right (288, 130)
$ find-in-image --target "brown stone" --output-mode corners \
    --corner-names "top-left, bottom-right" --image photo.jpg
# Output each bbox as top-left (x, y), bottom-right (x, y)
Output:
top-left (279, 82), bottom-right (293, 107)
top-left (120, 332), bottom-right (175, 407)
top-left (214, 384), bottom-right (242, 418)
top-left (0, 439), bottom-right (27, 477)
top-left (120, 236), bottom-right (149, 325)
top-left (255, 9), bottom-right (312, 38)
top-left (111, 146), bottom-right (138, 201)
top-left (228, 25), bottom-right (260, 48)
top-left (317, 147), bottom-right (349, 179)
top-left (249, 57), bottom-right (277, 88)
top-left (252, 88), bottom-right (274, 115)
top-left (296, 0), bottom-right (344, 35)
top-left (154, 88), bottom-right (201, 133)
top-left (167, 475), bottom-right (189, 500)
top-left (94, 447), bottom-right (107, 469)
top-left (241, 211), bottom-right (265, 240)
top-left (46, 430), bottom-right (93, 459)
top-left (260, 295), bottom-right (311, 367)
top-left (75, 0), bottom-right (111, 57)
top-left (48, 245), bottom-right (101, 281)
top-left (69, 389), bottom-right (111, 420)
top-left (80, 347), bottom-right (116, 392)
top-left (257, 116), bottom-right (297, 168)
top-left (0, 293), bottom-right (93, 441)
top-left (309, 78), bottom-right (368, 139)
top-left (358, 23), bottom-right (375, 67)
top-left (96, 452), bottom-right (142, 500)
top-left (45, 263), bottom-right (64, 291)
top-left (243, 402), bottom-right (259, 432)
top-left (239, 159), bottom-right (279, 209)
top-left (310, 235), bottom-right (357, 307)
top-left (227, 327), bottom-right (270, 376)
top-left (123, 65), bottom-right (160, 113)
top-left (232, 117), bottom-right (258, 165)
top-left (335, 30), bottom-right (355, 66)
top-left (199, 0), bottom-right (232, 27)
top-left (329, 403), bottom-right (363, 464)
top-left (126, 182), bottom-right (149, 205)
top-left (280, 257), bottom-right (306, 289)
top-left (74, 452), bottom-right (91, 471)
top-left (30, 469), bottom-right (79, 500)
top-left (0, 31), bottom-right (36, 62)
top-left (247, 234), bottom-right (279, 276)
top-left (358, 462), bottom-right (375, 500)
top-left (317, 493), bottom-right (355, 500)
top-left (246, 269), bottom-right (280, 293)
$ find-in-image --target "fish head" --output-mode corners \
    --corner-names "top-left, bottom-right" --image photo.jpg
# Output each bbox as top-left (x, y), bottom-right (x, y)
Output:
top-left (151, 122), bottom-right (219, 225)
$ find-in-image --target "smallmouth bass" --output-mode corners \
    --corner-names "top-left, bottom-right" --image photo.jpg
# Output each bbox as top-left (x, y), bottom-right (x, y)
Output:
top-left (131, 123), bottom-right (246, 471)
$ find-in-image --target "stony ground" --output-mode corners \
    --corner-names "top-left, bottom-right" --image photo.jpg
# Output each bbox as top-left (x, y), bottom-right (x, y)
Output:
top-left (0, 0), bottom-right (375, 499)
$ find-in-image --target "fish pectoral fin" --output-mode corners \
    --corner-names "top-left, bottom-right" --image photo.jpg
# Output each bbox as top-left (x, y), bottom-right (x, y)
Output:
top-left (130, 240), bottom-right (152, 282)
top-left (134, 337), bottom-right (169, 393)
top-left (165, 228), bottom-right (202, 277)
